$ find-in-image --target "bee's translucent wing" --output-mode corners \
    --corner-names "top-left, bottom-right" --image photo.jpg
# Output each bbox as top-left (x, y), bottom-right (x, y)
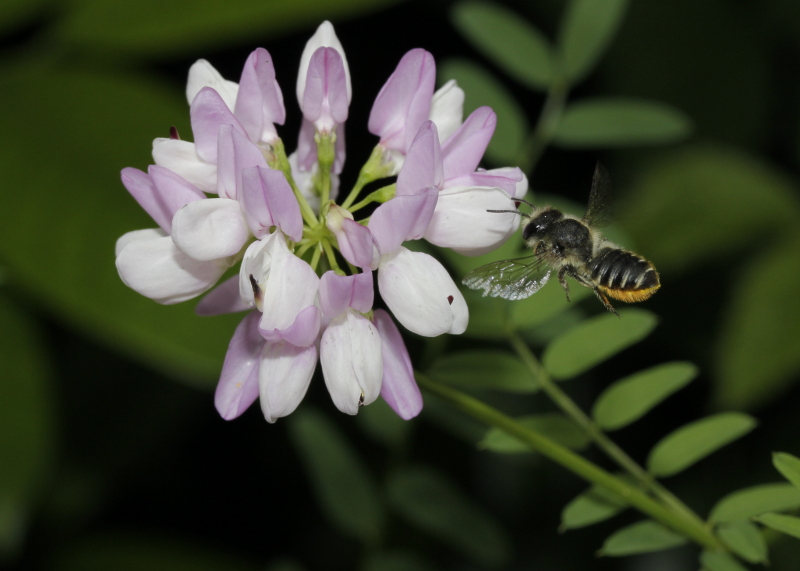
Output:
top-left (583, 162), bottom-right (614, 227)
top-left (462, 256), bottom-right (552, 301)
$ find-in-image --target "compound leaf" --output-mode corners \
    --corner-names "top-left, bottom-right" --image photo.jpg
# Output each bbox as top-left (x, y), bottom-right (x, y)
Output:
top-left (773, 452), bottom-right (800, 489)
top-left (754, 512), bottom-right (800, 540)
top-left (481, 413), bottom-right (589, 453)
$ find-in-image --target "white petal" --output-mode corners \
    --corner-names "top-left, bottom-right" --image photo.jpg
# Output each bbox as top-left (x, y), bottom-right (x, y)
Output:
top-left (378, 247), bottom-right (468, 336)
top-left (424, 186), bottom-right (521, 255)
top-left (186, 59), bottom-right (240, 110)
top-left (115, 228), bottom-right (164, 257)
top-left (430, 79), bottom-right (464, 143)
top-left (171, 198), bottom-right (250, 261)
top-left (259, 341), bottom-right (317, 423)
top-left (116, 233), bottom-right (229, 304)
top-left (152, 138), bottom-right (217, 193)
top-left (320, 310), bottom-right (383, 415)
top-left (296, 21), bottom-right (352, 107)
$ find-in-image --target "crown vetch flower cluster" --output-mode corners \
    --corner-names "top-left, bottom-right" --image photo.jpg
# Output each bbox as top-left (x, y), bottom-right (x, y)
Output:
top-left (115, 22), bottom-right (527, 423)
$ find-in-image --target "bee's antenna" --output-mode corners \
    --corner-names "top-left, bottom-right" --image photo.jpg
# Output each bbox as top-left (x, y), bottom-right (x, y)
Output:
top-left (515, 198), bottom-right (535, 208)
top-left (487, 209), bottom-right (526, 215)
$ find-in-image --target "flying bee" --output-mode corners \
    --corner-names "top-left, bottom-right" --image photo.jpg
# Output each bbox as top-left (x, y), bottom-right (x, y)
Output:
top-left (462, 163), bottom-right (660, 316)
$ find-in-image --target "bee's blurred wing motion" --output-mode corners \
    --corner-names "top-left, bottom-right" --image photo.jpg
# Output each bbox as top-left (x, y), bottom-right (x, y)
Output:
top-left (462, 256), bottom-right (552, 301)
top-left (582, 162), bottom-right (614, 227)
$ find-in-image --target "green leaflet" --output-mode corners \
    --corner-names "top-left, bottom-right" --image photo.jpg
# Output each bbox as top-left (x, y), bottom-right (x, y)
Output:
top-left (592, 362), bottom-right (697, 430)
top-left (386, 466), bottom-right (511, 567)
top-left (714, 230), bottom-right (800, 410)
top-left (773, 452), bottom-right (800, 489)
top-left (710, 483), bottom-right (800, 523)
top-left (542, 309), bottom-right (658, 380)
top-left (556, 0), bottom-right (629, 84)
top-left (598, 520), bottom-right (687, 556)
top-left (754, 512), bottom-right (800, 540)
top-left (553, 98), bottom-right (692, 148)
top-left (717, 521), bottom-right (768, 563)
top-left (450, 1), bottom-right (553, 90)
top-left (480, 413), bottom-right (589, 453)
top-left (426, 350), bottom-right (537, 393)
top-left (646, 412), bottom-right (756, 477)
top-left (560, 482), bottom-right (629, 530)
top-left (438, 58), bottom-right (529, 164)
top-left (287, 408), bottom-right (384, 544)
top-left (0, 297), bottom-right (55, 559)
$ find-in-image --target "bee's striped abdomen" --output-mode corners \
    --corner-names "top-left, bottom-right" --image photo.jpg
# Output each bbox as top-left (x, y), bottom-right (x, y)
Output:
top-left (589, 248), bottom-right (660, 303)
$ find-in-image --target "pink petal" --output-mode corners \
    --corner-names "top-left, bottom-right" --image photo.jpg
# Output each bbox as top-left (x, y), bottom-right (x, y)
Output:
top-left (215, 125), bottom-right (236, 199)
top-left (445, 171), bottom-right (518, 196)
top-left (196, 275), bottom-right (249, 316)
top-left (441, 106), bottom-right (496, 180)
top-left (336, 218), bottom-right (380, 270)
top-left (232, 127), bottom-right (269, 201)
top-left (118, 167), bottom-right (184, 233)
top-left (241, 166), bottom-right (303, 242)
top-left (235, 48), bottom-right (286, 144)
top-left (297, 21), bottom-right (351, 108)
top-left (369, 187), bottom-right (439, 254)
top-left (215, 311), bottom-right (262, 420)
top-left (373, 309), bottom-right (422, 420)
top-left (259, 341), bottom-right (318, 423)
top-left (276, 305), bottom-right (321, 348)
top-left (302, 47), bottom-right (349, 131)
top-left (190, 87), bottom-right (247, 163)
top-left (396, 121), bottom-right (443, 196)
top-left (368, 49), bottom-right (435, 152)
top-left (319, 271), bottom-right (374, 318)
top-left (483, 167), bottom-right (528, 199)
top-left (295, 118), bottom-right (316, 172)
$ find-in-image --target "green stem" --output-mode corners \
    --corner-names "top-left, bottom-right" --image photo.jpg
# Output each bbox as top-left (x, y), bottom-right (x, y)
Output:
top-left (341, 145), bottom-right (389, 210)
top-left (416, 373), bottom-right (721, 551)
top-left (507, 331), bottom-right (708, 531)
top-left (309, 244), bottom-right (322, 271)
top-left (316, 133), bottom-right (336, 220)
top-left (515, 80), bottom-right (569, 174)
top-left (348, 183), bottom-right (397, 213)
top-left (321, 239), bottom-right (343, 275)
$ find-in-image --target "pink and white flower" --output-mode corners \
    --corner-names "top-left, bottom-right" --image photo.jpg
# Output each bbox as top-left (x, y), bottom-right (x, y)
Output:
top-left (116, 21), bottom-right (527, 425)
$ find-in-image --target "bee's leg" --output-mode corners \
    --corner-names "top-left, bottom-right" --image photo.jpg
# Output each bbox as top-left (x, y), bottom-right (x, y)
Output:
top-left (593, 288), bottom-right (620, 317)
top-left (557, 266), bottom-right (572, 302)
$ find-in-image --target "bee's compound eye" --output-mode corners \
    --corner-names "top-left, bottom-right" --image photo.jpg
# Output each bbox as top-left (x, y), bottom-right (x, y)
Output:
top-left (522, 222), bottom-right (537, 241)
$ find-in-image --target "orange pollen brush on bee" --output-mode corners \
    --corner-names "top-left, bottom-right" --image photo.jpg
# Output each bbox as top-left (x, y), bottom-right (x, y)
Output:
top-left (462, 162), bottom-right (660, 316)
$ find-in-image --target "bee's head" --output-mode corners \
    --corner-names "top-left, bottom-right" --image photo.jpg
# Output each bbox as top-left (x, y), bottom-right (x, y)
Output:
top-left (522, 208), bottom-right (562, 241)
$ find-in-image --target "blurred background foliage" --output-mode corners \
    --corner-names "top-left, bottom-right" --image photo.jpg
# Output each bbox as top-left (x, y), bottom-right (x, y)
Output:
top-left (1, 0), bottom-right (800, 569)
